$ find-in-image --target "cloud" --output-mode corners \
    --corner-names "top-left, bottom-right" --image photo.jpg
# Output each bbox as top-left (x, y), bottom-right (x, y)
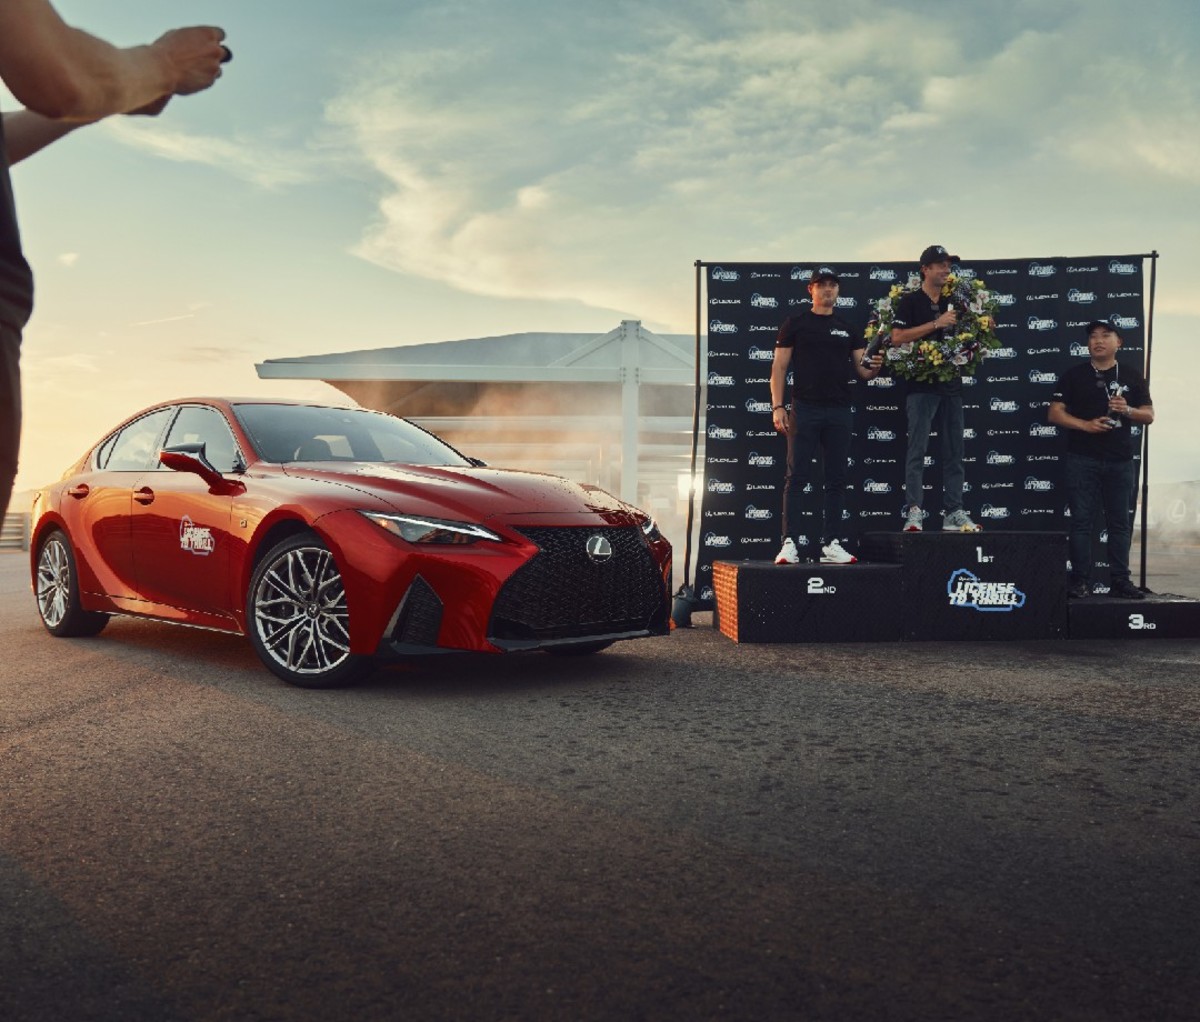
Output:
top-left (57, 252), bottom-right (79, 267)
top-left (1154, 294), bottom-right (1200, 319)
top-left (128, 302), bottom-right (215, 329)
top-left (173, 346), bottom-right (251, 364)
top-left (321, 1), bottom-right (1200, 330)
top-left (25, 352), bottom-right (102, 375)
top-left (104, 120), bottom-right (319, 189)
top-left (131, 313), bottom-right (197, 327)
top-left (1126, 133), bottom-right (1200, 185)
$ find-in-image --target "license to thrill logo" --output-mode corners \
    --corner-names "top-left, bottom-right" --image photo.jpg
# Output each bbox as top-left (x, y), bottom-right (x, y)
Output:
top-left (179, 515), bottom-right (215, 556)
top-left (946, 569), bottom-right (1026, 612)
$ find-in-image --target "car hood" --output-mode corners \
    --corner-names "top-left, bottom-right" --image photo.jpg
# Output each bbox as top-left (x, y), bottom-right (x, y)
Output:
top-left (279, 462), bottom-right (634, 521)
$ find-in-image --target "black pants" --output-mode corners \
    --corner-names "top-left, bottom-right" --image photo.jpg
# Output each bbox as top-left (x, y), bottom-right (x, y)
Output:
top-left (781, 401), bottom-right (852, 544)
top-left (1065, 453), bottom-right (1135, 584)
top-left (0, 320), bottom-right (20, 522)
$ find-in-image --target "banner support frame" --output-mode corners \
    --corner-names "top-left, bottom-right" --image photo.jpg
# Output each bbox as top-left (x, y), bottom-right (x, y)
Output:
top-left (1138, 250), bottom-right (1159, 589)
top-left (670, 259), bottom-right (705, 627)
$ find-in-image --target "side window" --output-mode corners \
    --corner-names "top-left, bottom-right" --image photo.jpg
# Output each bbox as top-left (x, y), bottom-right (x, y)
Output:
top-left (104, 409), bottom-right (175, 472)
top-left (164, 406), bottom-right (242, 474)
top-left (94, 432), bottom-right (119, 470)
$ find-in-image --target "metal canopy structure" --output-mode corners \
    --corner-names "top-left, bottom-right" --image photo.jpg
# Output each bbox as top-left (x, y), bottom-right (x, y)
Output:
top-left (256, 321), bottom-right (698, 531)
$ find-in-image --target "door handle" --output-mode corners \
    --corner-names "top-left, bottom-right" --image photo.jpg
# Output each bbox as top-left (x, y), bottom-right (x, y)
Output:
top-left (133, 486), bottom-right (155, 506)
top-left (67, 484), bottom-right (90, 499)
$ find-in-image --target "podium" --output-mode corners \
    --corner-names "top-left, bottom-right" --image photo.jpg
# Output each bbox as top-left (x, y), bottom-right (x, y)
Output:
top-left (714, 561), bottom-right (904, 643)
top-left (1068, 597), bottom-right (1200, 640)
top-left (715, 531), bottom-right (1069, 643)
top-left (860, 531), bottom-right (1069, 641)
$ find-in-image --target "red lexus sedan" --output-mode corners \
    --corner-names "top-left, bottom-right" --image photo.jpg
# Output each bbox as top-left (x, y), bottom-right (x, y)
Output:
top-left (30, 399), bottom-right (672, 687)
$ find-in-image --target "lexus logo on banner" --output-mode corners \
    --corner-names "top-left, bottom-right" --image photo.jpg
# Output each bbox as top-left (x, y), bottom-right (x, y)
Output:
top-left (692, 256), bottom-right (1147, 609)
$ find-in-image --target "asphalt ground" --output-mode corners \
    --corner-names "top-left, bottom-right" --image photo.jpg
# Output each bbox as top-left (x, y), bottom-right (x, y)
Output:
top-left (2, 546), bottom-right (1199, 1022)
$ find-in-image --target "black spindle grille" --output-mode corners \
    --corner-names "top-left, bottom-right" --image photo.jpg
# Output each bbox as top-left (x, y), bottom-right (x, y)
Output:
top-left (489, 526), bottom-right (666, 642)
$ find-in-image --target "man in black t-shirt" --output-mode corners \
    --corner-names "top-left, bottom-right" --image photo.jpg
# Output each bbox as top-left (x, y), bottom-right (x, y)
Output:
top-left (1048, 321), bottom-right (1154, 600)
top-left (0, 7), bottom-right (228, 523)
top-left (769, 266), bottom-right (882, 565)
top-left (890, 244), bottom-right (981, 533)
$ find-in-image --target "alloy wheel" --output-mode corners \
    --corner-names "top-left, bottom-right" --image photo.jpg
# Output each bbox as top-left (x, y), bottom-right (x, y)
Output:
top-left (252, 545), bottom-right (352, 677)
top-left (36, 537), bottom-right (70, 629)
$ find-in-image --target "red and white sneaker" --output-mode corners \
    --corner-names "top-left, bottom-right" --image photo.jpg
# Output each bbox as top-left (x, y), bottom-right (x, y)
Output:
top-left (820, 540), bottom-right (857, 564)
top-left (775, 538), bottom-right (800, 564)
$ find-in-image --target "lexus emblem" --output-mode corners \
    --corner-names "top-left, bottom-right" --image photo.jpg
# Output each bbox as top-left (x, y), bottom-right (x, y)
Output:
top-left (585, 535), bottom-right (613, 563)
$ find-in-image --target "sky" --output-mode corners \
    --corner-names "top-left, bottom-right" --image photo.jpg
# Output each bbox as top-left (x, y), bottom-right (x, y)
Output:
top-left (6, 0), bottom-right (1199, 495)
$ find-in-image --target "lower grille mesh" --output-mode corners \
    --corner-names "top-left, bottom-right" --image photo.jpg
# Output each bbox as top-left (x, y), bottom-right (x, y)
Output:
top-left (391, 575), bottom-right (443, 647)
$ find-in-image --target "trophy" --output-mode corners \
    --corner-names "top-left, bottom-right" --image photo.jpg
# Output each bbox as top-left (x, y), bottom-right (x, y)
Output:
top-left (860, 324), bottom-right (889, 368)
top-left (1099, 378), bottom-right (1123, 429)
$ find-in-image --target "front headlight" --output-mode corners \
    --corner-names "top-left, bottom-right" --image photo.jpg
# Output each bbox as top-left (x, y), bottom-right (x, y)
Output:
top-left (640, 517), bottom-right (663, 543)
top-left (359, 511), bottom-right (502, 545)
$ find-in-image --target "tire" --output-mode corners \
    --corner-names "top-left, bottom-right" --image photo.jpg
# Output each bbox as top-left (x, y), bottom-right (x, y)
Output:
top-left (246, 533), bottom-right (372, 688)
top-left (544, 640), bottom-right (614, 656)
top-left (34, 530), bottom-right (109, 638)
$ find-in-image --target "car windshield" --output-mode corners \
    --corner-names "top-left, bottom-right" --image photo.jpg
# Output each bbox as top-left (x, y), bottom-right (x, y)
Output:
top-left (233, 403), bottom-right (472, 467)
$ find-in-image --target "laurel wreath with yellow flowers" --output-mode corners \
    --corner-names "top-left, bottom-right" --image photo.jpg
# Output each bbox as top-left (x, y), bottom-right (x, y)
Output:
top-left (864, 273), bottom-right (1002, 384)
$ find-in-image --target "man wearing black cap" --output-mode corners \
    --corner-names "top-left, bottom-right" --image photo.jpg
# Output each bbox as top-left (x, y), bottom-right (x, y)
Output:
top-left (889, 244), bottom-right (981, 533)
top-left (1048, 320), bottom-right (1153, 600)
top-left (770, 266), bottom-right (883, 565)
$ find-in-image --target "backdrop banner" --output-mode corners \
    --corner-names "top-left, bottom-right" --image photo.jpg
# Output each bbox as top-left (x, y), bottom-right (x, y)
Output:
top-left (694, 255), bottom-right (1149, 609)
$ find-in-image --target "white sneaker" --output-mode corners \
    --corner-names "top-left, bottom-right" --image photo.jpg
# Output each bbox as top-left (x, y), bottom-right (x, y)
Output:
top-left (943, 509), bottom-right (982, 532)
top-left (774, 538), bottom-right (800, 564)
top-left (820, 539), bottom-right (857, 564)
top-left (903, 506), bottom-right (924, 532)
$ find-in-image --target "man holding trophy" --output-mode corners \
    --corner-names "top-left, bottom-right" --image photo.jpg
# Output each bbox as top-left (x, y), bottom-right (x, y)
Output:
top-left (770, 266), bottom-right (883, 565)
top-left (1048, 321), bottom-right (1154, 600)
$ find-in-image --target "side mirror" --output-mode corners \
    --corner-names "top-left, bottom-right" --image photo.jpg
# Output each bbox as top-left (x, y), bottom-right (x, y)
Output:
top-left (160, 442), bottom-right (236, 492)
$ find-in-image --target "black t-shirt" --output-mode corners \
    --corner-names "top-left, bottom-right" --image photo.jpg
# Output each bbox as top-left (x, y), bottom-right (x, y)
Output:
top-left (892, 286), bottom-right (960, 396)
top-left (775, 310), bottom-right (861, 406)
top-left (0, 114), bottom-right (34, 330)
top-left (1051, 360), bottom-right (1150, 460)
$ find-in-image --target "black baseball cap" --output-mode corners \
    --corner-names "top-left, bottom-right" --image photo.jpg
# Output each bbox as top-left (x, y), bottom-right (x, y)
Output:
top-left (1085, 319), bottom-right (1123, 339)
top-left (919, 244), bottom-right (958, 265)
top-left (809, 266), bottom-right (839, 283)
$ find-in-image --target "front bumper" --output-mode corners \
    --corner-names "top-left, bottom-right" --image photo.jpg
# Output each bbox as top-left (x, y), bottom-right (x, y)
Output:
top-left (335, 517), bottom-right (671, 658)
